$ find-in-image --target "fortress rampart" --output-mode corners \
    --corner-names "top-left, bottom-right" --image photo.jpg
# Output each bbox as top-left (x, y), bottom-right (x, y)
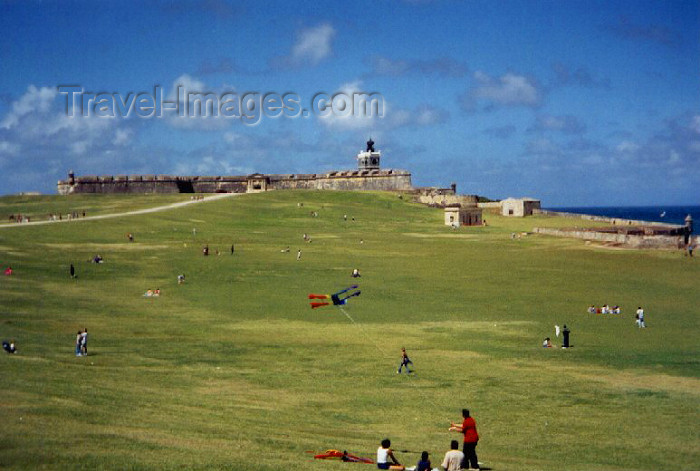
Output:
top-left (57, 169), bottom-right (413, 195)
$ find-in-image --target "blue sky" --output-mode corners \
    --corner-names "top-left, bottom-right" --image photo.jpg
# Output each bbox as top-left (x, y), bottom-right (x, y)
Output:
top-left (0, 0), bottom-right (698, 206)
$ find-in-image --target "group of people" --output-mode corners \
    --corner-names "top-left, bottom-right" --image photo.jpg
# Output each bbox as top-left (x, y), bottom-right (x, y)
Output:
top-left (202, 244), bottom-right (235, 256)
top-left (143, 289), bottom-right (161, 297)
top-left (75, 329), bottom-right (88, 356)
top-left (2, 339), bottom-right (17, 354)
top-left (587, 304), bottom-right (621, 314)
top-left (544, 324), bottom-right (571, 348)
top-left (376, 409), bottom-right (481, 471)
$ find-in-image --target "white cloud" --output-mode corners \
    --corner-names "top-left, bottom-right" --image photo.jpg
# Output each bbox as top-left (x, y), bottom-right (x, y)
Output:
top-left (290, 23), bottom-right (335, 66)
top-left (318, 81), bottom-right (447, 131)
top-left (467, 71), bottom-right (541, 108)
top-left (165, 74), bottom-right (231, 130)
top-left (0, 84), bottom-right (134, 187)
top-left (530, 115), bottom-right (585, 134)
top-left (690, 115), bottom-right (700, 134)
top-left (1, 85), bottom-right (57, 129)
top-left (112, 128), bottom-right (133, 146)
top-left (616, 141), bottom-right (640, 153)
top-left (369, 56), bottom-right (467, 77)
top-left (0, 140), bottom-right (20, 156)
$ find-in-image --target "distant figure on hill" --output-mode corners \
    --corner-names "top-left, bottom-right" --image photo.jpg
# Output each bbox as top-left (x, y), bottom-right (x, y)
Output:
top-left (2, 339), bottom-right (17, 354)
top-left (80, 329), bottom-right (88, 356)
top-left (70, 263), bottom-right (76, 279)
top-left (636, 307), bottom-right (646, 328)
top-left (231, 244), bottom-right (235, 254)
top-left (562, 325), bottom-right (571, 348)
top-left (397, 347), bottom-right (413, 374)
top-left (75, 330), bottom-right (83, 356)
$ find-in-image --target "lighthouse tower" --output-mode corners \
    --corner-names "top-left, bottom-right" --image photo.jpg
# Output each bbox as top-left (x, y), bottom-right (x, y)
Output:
top-left (357, 137), bottom-right (381, 170)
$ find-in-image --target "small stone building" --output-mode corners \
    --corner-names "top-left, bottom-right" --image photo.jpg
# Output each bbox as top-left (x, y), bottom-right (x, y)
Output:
top-left (444, 204), bottom-right (483, 227)
top-left (501, 197), bottom-right (541, 217)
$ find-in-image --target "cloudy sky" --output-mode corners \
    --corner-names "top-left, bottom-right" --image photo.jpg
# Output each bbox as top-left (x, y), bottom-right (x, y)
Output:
top-left (0, 0), bottom-right (698, 206)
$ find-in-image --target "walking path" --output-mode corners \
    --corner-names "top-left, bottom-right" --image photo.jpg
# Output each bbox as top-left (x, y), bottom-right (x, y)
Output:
top-left (0, 193), bottom-right (239, 229)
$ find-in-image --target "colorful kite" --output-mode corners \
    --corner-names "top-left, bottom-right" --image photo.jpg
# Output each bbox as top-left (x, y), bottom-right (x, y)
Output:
top-left (308, 285), bottom-right (361, 309)
top-left (313, 449), bottom-right (374, 463)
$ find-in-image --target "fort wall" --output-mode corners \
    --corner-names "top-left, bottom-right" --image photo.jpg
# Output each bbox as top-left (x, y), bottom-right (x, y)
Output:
top-left (57, 170), bottom-right (413, 195)
top-left (533, 227), bottom-right (687, 249)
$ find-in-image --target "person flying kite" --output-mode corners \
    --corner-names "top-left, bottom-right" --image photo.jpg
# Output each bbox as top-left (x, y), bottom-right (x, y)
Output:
top-left (308, 285), bottom-right (361, 309)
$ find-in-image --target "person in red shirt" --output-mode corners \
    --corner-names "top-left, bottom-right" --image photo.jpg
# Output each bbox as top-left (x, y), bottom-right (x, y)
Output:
top-left (449, 408), bottom-right (480, 470)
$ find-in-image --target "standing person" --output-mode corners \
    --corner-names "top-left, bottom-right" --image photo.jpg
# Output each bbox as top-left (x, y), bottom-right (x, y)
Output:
top-left (75, 330), bottom-right (83, 356)
top-left (397, 347), bottom-right (413, 374)
top-left (562, 325), bottom-right (571, 348)
top-left (636, 307), bottom-right (646, 328)
top-left (230, 244), bottom-right (235, 255)
top-left (449, 409), bottom-right (480, 470)
top-left (80, 329), bottom-right (88, 356)
top-left (376, 439), bottom-right (404, 470)
top-left (441, 440), bottom-right (465, 471)
top-left (70, 263), bottom-right (75, 279)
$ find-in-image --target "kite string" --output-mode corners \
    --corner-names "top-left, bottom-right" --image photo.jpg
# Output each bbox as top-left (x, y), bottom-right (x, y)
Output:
top-left (337, 307), bottom-right (444, 412)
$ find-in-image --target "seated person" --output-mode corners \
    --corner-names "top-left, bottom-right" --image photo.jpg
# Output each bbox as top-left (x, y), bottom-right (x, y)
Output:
top-left (177, 274), bottom-right (185, 284)
top-left (144, 289), bottom-right (154, 297)
top-left (2, 340), bottom-right (17, 354)
top-left (92, 254), bottom-right (103, 263)
top-left (4, 266), bottom-right (12, 276)
top-left (154, 289), bottom-right (161, 296)
top-left (377, 439), bottom-right (404, 470)
top-left (587, 305), bottom-right (596, 313)
top-left (441, 440), bottom-right (464, 471)
top-left (351, 268), bottom-right (361, 278)
top-left (416, 451), bottom-right (431, 471)
top-left (542, 337), bottom-right (553, 348)
top-left (612, 306), bottom-right (621, 314)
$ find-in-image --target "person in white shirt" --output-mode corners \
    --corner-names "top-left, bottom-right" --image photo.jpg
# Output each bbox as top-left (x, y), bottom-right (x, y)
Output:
top-left (376, 439), bottom-right (404, 470)
top-left (636, 307), bottom-right (646, 328)
top-left (441, 440), bottom-right (465, 471)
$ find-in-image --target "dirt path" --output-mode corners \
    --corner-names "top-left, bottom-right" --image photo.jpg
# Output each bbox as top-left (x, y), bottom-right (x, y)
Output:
top-left (0, 193), bottom-right (239, 229)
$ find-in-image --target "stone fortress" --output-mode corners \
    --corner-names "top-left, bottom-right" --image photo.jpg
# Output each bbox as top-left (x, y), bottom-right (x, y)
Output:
top-left (56, 138), bottom-right (537, 227)
top-left (54, 138), bottom-right (693, 247)
top-left (57, 139), bottom-right (413, 195)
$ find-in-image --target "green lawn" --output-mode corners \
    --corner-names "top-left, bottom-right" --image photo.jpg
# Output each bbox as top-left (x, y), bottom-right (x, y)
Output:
top-left (0, 191), bottom-right (698, 471)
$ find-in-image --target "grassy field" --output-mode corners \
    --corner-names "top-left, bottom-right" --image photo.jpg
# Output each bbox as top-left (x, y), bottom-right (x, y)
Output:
top-left (0, 191), bottom-right (698, 471)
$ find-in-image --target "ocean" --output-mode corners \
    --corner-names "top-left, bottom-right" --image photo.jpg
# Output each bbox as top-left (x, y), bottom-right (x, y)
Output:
top-left (545, 205), bottom-right (699, 233)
